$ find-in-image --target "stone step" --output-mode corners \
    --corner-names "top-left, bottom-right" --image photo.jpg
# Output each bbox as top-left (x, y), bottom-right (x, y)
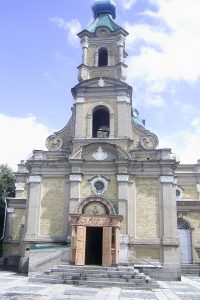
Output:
top-left (181, 264), bottom-right (200, 275)
top-left (44, 270), bottom-right (144, 279)
top-left (30, 277), bottom-right (158, 290)
top-left (33, 274), bottom-right (147, 283)
top-left (48, 269), bottom-right (141, 277)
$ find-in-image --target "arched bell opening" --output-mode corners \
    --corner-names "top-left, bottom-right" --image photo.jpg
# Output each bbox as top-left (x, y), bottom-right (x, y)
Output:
top-left (98, 47), bottom-right (108, 67)
top-left (92, 106), bottom-right (110, 138)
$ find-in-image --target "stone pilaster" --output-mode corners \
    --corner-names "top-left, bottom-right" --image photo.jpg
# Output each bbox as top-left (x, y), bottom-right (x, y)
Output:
top-left (117, 39), bottom-right (124, 63)
top-left (74, 98), bottom-right (84, 138)
top-left (117, 174), bottom-right (129, 235)
top-left (86, 113), bottom-right (92, 138)
top-left (15, 182), bottom-right (25, 198)
top-left (69, 174), bottom-right (82, 214)
top-left (160, 176), bottom-right (179, 267)
top-left (117, 96), bottom-right (131, 138)
top-left (197, 184), bottom-right (200, 200)
top-left (81, 37), bottom-right (88, 65)
top-left (119, 234), bottom-right (129, 264)
top-left (24, 176), bottom-right (42, 241)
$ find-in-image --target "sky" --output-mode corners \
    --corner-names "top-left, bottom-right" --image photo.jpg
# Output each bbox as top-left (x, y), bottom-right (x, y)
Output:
top-left (0, 0), bottom-right (200, 171)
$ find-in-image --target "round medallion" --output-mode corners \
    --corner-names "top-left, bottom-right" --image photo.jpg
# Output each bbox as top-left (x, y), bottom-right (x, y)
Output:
top-left (90, 176), bottom-right (108, 195)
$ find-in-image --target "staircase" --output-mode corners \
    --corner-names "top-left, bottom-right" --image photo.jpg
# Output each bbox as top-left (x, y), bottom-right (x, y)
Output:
top-left (29, 264), bottom-right (158, 289)
top-left (181, 264), bottom-right (200, 276)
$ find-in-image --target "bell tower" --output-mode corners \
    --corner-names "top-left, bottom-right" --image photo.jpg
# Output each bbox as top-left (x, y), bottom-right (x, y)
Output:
top-left (72, 0), bottom-right (137, 150)
top-left (78, 0), bottom-right (128, 82)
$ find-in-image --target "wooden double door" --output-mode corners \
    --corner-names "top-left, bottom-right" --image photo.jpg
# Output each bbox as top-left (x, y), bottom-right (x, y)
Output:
top-left (74, 226), bottom-right (119, 267)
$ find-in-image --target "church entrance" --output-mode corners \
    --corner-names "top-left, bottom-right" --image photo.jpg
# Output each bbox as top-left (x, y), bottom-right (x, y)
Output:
top-left (70, 215), bottom-right (122, 267)
top-left (85, 227), bottom-right (103, 265)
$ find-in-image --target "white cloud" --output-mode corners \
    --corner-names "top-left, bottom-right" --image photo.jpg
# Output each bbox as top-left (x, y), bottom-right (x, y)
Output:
top-left (118, 0), bottom-right (137, 9)
top-left (159, 124), bottom-right (200, 164)
top-left (125, 0), bottom-right (200, 97)
top-left (50, 18), bottom-right (81, 47)
top-left (0, 114), bottom-right (50, 171)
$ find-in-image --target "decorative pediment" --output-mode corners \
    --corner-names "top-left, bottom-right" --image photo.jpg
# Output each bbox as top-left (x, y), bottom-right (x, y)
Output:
top-left (69, 143), bottom-right (130, 161)
top-left (71, 77), bottom-right (132, 98)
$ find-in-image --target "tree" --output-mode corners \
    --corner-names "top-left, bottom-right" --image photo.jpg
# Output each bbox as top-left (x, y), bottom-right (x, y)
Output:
top-left (0, 165), bottom-right (16, 249)
top-left (0, 164), bottom-right (16, 201)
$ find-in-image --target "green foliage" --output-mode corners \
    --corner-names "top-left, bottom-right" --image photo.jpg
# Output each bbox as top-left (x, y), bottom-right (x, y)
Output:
top-left (0, 164), bottom-right (16, 201)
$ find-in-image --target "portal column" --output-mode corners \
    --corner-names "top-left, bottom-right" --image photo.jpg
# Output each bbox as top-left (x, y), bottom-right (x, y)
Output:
top-left (117, 174), bottom-right (130, 264)
top-left (160, 176), bottom-right (180, 269)
top-left (197, 184), bottom-right (200, 200)
top-left (24, 176), bottom-right (42, 241)
top-left (69, 174), bottom-right (82, 214)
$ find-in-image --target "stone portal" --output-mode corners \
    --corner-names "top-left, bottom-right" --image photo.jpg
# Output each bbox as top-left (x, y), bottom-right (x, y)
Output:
top-left (70, 198), bottom-right (122, 267)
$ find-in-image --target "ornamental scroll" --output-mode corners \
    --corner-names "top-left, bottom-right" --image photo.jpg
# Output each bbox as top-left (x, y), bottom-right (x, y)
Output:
top-left (70, 215), bottom-right (122, 228)
top-left (45, 134), bottom-right (63, 151)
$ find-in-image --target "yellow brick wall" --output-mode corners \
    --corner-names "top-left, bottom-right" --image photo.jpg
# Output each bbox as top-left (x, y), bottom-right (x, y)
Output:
top-left (135, 177), bottom-right (159, 239)
top-left (12, 209), bottom-right (25, 240)
top-left (188, 212), bottom-right (200, 244)
top-left (179, 185), bottom-right (198, 199)
top-left (40, 178), bottom-right (65, 237)
top-left (80, 175), bottom-right (117, 202)
top-left (128, 245), bottom-right (160, 263)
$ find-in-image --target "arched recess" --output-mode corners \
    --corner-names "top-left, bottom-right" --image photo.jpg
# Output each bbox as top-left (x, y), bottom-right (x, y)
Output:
top-left (95, 47), bottom-right (110, 67)
top-left (87, 103), bottom-right (114, 138)
top-left (98, 47), bottom-right (108, 66)
top-left (76, 196), bottom-right (116, 215)
top-left (177, 218), bottom-right (192, 264)
top-left (93, 106), bottom-right (109, 138)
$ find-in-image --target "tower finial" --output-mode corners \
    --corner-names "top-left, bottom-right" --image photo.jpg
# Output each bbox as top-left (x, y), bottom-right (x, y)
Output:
top-left (92, 0), bottom-right (117, 20)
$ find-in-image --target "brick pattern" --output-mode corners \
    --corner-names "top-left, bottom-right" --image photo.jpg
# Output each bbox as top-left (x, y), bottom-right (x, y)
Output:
top-left (12, 209), bottom-right (25, 240)
top-left (135, 177), bottom-right (159, 239)
top-left (40, 178), bottom-right (65, 237)
top-left (179, 185), bottom-right (198, 199)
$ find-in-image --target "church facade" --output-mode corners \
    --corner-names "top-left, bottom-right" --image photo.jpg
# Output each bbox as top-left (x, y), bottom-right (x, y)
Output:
top-left (2, 0), bottom-right (200, 280)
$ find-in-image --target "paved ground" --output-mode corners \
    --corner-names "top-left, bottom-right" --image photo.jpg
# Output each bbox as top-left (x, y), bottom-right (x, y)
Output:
top-left (0, 271), bottom-right (200, 300)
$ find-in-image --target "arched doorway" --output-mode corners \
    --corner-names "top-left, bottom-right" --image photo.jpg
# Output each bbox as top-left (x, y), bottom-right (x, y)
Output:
top-left (70, 196), bottom-right (122, 267)
top-left (177, 218), bottom-right (192, 264)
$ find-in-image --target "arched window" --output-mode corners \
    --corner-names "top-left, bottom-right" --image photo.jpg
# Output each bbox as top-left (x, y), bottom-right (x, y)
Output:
top-left (98, 48), bottom-right (108, 67)
top-left (177, 218), bottom-right (190, 229)
top-left (93, 106), bottom-right (110, 138)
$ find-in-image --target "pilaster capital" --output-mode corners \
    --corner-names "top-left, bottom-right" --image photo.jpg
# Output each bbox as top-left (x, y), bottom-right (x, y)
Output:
top-left (117, 40), bottom-right (124, 47)
top-left (70, 174), bottom-right (82, 182)
top-left (117, 175), bottom-right (129, 182)
top-left (117, 96), bottom-right (130, 103)
top-left (160, 176), bottom-right (174, 184)
top-left (15, 182), bottom-right (25, 191)
top-left (7, 208), bottom-right (14, 213)
top-left (197, 184), bottom-right (200, 193)
top-left (120, 234), bottom-right (129, 244)
top-left (76, 97), bottom-right (84, 103)
top-left (81, 37), bottom-right (88, 48)
top-left (28, 176), bottom-right (42, 184)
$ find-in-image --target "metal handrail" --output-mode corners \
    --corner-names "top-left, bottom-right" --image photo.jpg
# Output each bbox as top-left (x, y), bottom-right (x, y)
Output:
top-left (131, 254), bottom-right (161, 269)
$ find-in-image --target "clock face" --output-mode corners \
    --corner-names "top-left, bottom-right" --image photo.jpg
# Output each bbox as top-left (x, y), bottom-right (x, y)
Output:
top-left (83, 202), bottom-right (106, 215)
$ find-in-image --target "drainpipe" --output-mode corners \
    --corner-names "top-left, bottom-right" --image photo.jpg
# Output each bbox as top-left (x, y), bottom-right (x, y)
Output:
top-left (0, 191), bottom-right (7, 241)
